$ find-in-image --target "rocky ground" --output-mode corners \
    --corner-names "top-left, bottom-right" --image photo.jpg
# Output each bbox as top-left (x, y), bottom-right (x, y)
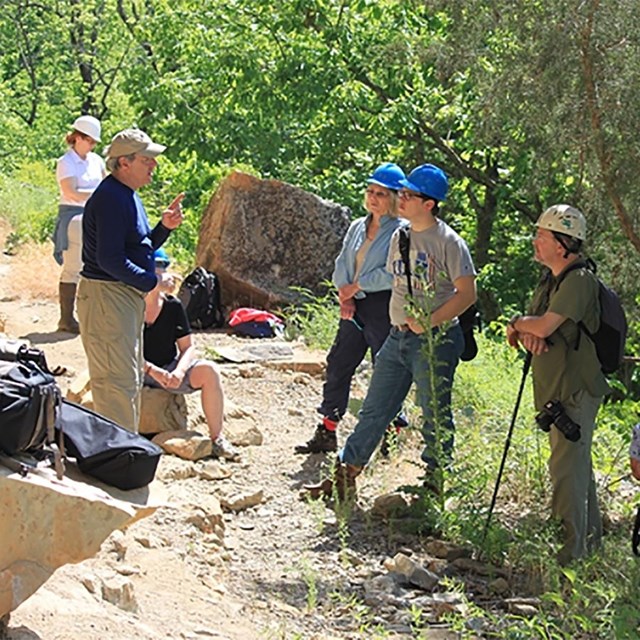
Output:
top-left (0, 231), bottom-right (521, 640)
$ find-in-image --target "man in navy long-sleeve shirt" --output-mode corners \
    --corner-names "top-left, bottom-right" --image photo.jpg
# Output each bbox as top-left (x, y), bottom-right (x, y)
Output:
top-left (77, 128), bottom-right (184, 432)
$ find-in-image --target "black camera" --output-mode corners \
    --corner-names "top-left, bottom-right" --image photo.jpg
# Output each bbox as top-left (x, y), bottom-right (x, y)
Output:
top-left (534, 400), bottom-right (581, 442)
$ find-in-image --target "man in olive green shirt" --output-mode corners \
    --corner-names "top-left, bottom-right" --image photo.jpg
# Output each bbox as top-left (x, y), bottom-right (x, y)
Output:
top-left (506, 204), bottom-right (609, 565)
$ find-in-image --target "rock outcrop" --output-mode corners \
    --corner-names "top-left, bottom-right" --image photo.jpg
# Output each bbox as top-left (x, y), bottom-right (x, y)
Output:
top-left (151, 430), bottom-right (212, 461)
top-left (0, 465), bottom-right (156, 617)
top-left (195, 171), bottom-right (351, 310)
top-left (139, 387), bottom-right (188, 435)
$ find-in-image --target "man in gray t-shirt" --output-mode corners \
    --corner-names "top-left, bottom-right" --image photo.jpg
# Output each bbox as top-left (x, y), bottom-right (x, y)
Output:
top-left (387, 217), bottom-right (475, 327)
top-left (304, 164), bottom-right (477, 500)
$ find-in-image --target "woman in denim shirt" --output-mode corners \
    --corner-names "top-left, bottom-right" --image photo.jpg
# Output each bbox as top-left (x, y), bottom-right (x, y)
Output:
top-left (295, 163), bottom-right (406, 455)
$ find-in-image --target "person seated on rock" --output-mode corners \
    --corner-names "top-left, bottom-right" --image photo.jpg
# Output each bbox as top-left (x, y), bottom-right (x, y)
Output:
top-left (143, 248), bottom-right (240, 461)
top-left (630, 424), bottom-right (640, 480)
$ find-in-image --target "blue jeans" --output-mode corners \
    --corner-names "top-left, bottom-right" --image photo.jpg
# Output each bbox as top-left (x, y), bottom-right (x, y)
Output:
top-left (340, 323), bottom-right (464, 469)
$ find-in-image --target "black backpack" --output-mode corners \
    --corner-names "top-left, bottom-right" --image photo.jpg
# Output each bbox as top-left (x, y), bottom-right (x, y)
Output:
top-left (0, 346), bottom-right (64, 479)
top-left (398, 226), bottom-right (480, 361)
top-left (177, 267), bottom-right (225, 330)
top-left (556, 259), bottom-right (627, 374)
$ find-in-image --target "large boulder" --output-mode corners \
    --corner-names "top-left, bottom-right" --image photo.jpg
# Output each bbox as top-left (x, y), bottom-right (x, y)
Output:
top-left (0, 465), bottom-right (156, 617)
top-left (195, 171), bottom-right (351, 310)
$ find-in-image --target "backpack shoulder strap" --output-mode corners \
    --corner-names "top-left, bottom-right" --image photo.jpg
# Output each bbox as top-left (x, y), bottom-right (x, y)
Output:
top-left (554, 258), bottom-right (592, 292)
top-left (554, 258), bottom-right (598, 350)
top-left (633, 504), bottom-right (640, 556)
top-left (398, 226), bottom-right (412, 297)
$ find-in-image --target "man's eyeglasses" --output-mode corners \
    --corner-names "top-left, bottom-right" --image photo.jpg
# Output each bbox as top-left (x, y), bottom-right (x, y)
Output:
top-left (399, 190), bottom-right (431, 201)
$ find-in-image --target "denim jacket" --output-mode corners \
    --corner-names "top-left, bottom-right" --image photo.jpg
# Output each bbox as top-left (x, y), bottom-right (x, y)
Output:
top-left (332, 214), bottom-right (404, 299)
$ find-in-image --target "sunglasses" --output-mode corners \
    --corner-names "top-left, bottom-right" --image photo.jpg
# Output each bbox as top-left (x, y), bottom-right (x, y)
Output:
top-left (365, 188), bottom-right (390, 198)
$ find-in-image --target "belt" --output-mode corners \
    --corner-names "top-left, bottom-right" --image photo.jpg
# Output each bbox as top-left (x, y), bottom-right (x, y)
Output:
top-left (392, 324), bottom-right (441, 335)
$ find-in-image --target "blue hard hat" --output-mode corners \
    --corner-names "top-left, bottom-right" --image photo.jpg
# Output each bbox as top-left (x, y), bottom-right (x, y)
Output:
top-left (367, 162), bottom-right (406, 191)
top-left (399, 164), bottom-right (449, 201)
top-left (153, 247), bottom-right (170, 268)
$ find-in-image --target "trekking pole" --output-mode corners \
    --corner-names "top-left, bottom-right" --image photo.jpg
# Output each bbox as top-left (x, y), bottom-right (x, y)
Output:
top-left (481, 351), bottom-right (532, 545)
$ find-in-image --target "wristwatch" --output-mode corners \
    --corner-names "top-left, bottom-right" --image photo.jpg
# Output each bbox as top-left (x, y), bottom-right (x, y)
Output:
top-left (508, 314), bottom-right (522, 329)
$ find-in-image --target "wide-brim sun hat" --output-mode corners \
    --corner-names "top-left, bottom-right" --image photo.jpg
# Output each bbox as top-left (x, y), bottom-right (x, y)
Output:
top-left (104, 128), bottom-right (166, 160)
top-left (367, 162), bottom-right (406, 191)
top-left (399, 164), bottom-right (449, 202)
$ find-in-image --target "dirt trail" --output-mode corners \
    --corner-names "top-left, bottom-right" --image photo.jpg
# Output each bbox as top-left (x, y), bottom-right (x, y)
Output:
top-left (0, 234), bottom-right (429, 640)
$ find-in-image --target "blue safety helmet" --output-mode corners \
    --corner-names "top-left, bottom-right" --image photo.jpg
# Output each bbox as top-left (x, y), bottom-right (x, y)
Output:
top-left (367, 162), bottom-right (406, 191)
top-left (153, 247), bottom-right (171, 269)
top-left (399, 164), bottom-right (449, 202)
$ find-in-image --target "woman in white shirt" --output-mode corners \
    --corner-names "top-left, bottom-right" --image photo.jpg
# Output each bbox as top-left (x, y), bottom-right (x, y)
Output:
top-left (52, 115), bottom-right (106, 333)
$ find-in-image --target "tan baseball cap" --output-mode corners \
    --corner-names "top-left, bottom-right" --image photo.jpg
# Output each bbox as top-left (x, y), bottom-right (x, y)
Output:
top-left (103, 128), bottom-right (166, 159)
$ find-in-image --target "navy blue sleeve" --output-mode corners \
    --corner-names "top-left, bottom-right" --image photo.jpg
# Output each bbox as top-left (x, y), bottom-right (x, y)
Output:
top-left (150, 222), bottom-right (171, 250)
top-left (92, 188), bottom-right (162, 292)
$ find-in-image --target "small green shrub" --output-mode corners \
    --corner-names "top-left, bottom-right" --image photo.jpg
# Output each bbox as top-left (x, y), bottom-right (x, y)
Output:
top-left (282, 284), bottom-right (338, 350)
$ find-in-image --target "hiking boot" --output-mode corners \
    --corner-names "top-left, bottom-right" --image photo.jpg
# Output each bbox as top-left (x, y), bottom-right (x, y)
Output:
top-left (303, 457), bottom-right (362, 501)
top-left (57, 282), bottom-right (80, 334)
top-left (294, 424), bottom-right (337, 454)
top-left (211, 434), bottom-right (241, 461)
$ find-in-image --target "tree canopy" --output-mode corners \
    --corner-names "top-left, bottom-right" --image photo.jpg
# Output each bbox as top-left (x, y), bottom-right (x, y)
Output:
top-left (1, 0), bottom-right (639, 322)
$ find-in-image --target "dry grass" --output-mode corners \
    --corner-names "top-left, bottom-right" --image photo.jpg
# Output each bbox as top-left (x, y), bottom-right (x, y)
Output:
top-left (0, 218), bottom-right (183, 303)
top-left (0, 218), bottom-right (10, 247)
top-left (0, 223), bottom-right (59, 301)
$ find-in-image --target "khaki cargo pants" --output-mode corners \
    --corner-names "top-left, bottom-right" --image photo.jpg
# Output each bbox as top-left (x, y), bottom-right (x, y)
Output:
top-left (77, 277), bottom-right (145, 432)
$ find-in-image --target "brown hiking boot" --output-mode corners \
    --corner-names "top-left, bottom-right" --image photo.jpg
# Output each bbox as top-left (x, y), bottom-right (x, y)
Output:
top-left (294, 424), bottom-right (337, 454)
top-left (57, 282), bottom-right (80, 334)
top-left (303, 457), bottom-right (362, 501)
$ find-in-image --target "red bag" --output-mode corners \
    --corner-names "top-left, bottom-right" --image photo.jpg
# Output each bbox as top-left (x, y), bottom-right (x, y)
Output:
top-left (228, 308), bottom-right (282, 327)
top-left (228, 308), bottom-right (284, 338)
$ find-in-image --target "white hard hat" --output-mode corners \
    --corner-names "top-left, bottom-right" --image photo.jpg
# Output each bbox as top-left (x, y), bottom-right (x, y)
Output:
top-left (536, 204), bottom-right (586, 241)
top-left (72, 115), bottom-right (101, 142)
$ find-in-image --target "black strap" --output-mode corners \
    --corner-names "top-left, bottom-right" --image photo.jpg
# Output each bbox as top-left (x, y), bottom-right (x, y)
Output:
top-left (0, 339), bottom-right (60, 375)
top-left (0, 452), bottom-right (32, 477)
top-left (553, 258), bottom-right (597, 351)
top-left (633, 504), bottom-right (640, 556)
top-left (553, 258), bottom-right (594, 292)
top-left (398, 227), bottom-right (413, 297)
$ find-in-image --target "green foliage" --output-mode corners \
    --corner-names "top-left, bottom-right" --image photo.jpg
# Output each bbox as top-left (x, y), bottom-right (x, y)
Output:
top-left (2, 0), bottom-right (640, 331)
top-left (454, 345), bottom-right (640, 636)
top-left (0, 162), bottom-right (58, 244)
top-left (282, 284), bottom-right (338, 350)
